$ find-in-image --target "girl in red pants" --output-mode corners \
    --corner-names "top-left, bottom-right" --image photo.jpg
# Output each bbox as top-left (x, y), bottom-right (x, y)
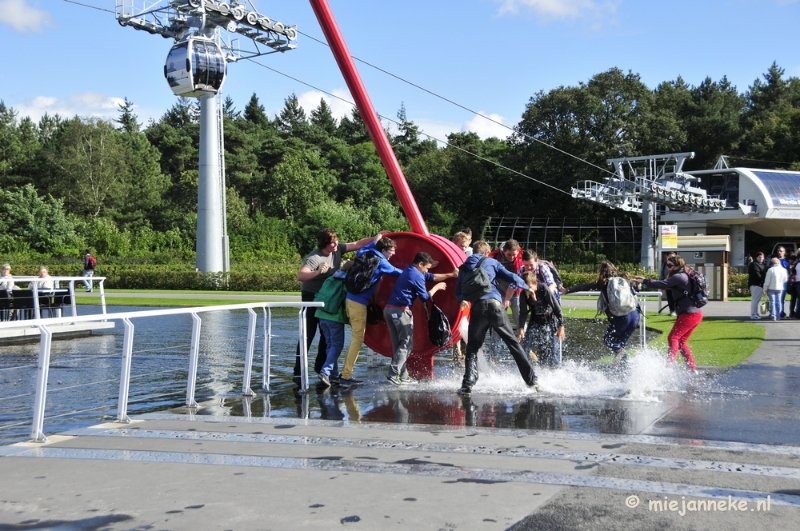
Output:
top-left (638, 254), bottom-right (701, 372)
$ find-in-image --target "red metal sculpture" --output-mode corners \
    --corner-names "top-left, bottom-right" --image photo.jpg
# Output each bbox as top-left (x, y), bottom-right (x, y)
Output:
top-left (309, 0), bottom-right (468, 377)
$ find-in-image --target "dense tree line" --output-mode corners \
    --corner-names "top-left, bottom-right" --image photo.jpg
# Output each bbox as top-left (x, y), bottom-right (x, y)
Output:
top-left (1, 63), bottom-right (799, 263)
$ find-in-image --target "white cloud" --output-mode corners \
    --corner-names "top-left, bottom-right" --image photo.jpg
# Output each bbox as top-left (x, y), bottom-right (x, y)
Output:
top-left (462, 112), bottom-right (513, 140)
top-left (0, 0), bottom-right (52, 32)
top-left (411, 118), bottom-right (462, 144)
top-left (494, 0), bottom-right (620, 26)
top-left (496, 0), bottom-right (592, 17)
top-left (10, 92), bottom-right (163, 124)
top-left (408, 113), bottom-right (512, 144)
top-left (295, 88), bottom-right (354, 120)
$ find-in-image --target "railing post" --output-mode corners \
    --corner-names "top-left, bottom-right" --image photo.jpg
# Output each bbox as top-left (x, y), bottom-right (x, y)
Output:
top-left (639, 294), bottom-right (647, 350)
top-left (242, 308), bottom-right (256, 396)
top-left (99, 280), bottom-right (107, 316)
top-left (30, 325), bottom-right (52, 442)
top-left (68, 280), bottom-right (77, 318)
top-left (32, 282), bottom-right (41, 320)
top-left (262, 307), bottom-right (272, 392)
top-left (117, 318), bottom-right (134, 423)
top-left (185, 313), bottom-right (201, 408)
top-left (298, 307), bottom-right (309, 392)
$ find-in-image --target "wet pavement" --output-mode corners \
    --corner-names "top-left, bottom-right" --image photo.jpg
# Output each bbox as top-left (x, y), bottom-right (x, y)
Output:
top-left (1, 298), bottom-right (798, 530)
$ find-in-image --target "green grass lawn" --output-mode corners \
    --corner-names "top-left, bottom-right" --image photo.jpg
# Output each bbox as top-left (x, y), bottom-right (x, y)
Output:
top-left (561, 306), bottom-right (764, 368)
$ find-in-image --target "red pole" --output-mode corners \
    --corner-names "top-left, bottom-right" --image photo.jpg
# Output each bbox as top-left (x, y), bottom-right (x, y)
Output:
top-left (309, 0), bottom-right (429, 236)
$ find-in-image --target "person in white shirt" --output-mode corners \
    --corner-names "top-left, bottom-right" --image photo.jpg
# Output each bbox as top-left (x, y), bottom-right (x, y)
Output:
top-left (763, 258), bottom-right (789, 321)
top-left (0, 264), bottom-right (14, 291)
top-left (29, 266), bottom-right (55, 292)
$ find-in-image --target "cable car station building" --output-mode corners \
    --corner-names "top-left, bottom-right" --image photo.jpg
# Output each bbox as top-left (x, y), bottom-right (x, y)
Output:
top-left (662, 165), bottom-right (800, 267)
top-left (572, 154), bottom-right (800, 299)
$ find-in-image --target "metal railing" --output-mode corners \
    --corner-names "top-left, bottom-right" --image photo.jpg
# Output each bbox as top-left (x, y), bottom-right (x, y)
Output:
top-left (0, 301), bottom-right (322, 443)
top-left (2, 276), bottom-right (108, 320)
top-left (566, 291), bottom-right (663, 350)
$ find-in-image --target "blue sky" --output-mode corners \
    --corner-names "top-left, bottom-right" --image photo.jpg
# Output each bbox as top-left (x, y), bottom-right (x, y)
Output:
top-left (1, 0), bottom-right (799, 142)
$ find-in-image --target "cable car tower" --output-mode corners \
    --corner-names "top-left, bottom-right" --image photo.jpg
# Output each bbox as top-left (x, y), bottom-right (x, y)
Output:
top-left (571, 152), bottom-right (728, 269)
top-left (115, 1), bottom-right (297, 272)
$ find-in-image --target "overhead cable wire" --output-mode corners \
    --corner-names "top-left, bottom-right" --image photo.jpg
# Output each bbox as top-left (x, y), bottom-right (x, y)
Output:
top-left (296, 29), bottom-right (615, 177)
top-left (246, 58), bottom-right (571, 196)
top-left (63, 0), bottom-right (115, 14)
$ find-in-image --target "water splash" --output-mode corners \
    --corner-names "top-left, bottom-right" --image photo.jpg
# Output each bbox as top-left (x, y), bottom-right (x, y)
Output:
top-left (404, 345), bottom-right (701, 402)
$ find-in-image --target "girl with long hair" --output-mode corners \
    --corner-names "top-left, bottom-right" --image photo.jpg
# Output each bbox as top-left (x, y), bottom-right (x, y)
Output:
top-left (638, 255), bottom-right (700, 372)
top-left (565, 261), bottom-right (640, 365)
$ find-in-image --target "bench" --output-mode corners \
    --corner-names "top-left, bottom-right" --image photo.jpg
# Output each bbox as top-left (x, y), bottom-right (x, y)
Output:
top-left (0, 289), bottom-right (72, 320)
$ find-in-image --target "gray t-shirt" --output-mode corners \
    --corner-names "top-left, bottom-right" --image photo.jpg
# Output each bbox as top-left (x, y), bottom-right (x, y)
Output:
top-left (300, 242), bottom-right (348, 293)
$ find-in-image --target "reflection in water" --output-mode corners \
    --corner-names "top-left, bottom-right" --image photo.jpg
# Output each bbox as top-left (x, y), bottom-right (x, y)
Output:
top-left (1, 307), bottom-right (726, 445)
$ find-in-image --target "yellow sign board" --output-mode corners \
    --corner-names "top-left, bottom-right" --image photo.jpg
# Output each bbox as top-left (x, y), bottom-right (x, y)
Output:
top-left (661, 225), bottom-right (678, 250)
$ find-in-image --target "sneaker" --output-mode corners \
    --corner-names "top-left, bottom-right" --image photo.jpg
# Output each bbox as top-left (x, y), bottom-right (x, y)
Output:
top-left (386, 374), bottom-right (402, 386)
top-left (669, 312), bottom-right (677, 317)
top-left (85, 288), bottom-right (93, 293)
top-left (329, 374), bottom-right (340, 385)
top-left (398, 375), bottom-right (418, 385)
top-left (318, 373), bottom-right (331, 387)
top-left (457, 386), bottom-right (472, 396)
top-left (338, 377), bottom-right (360, 389)
top-left (750, 315), bottom-right (762, 320)
top-left (612, 349), bottom-right (627, 366)
top-left (527, 380), bottom-right (539, 392)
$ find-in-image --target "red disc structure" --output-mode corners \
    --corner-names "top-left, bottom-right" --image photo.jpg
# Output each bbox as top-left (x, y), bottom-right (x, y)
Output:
top-left (309, 0), bottom-right (467, 377)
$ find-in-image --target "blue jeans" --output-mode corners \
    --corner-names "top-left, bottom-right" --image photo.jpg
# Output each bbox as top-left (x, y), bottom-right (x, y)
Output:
top-left (317, 319), bottom-right (345, 377)
top-left (604, 311), bottom-right (640, 353)
top-left (81, 269), bottom-right (94, 290)
top-left (552, 334), bottom-right (562, 365)
top-left (768, 290), bottom-right (783, 320)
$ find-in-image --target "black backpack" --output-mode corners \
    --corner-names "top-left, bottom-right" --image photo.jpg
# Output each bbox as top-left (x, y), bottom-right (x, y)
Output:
top-left (345, 250), bottom-right (382, 294)
top-left (683, 268), bottom-right (709, 308)
top-left (460, 256), bottom-right (493, 302)
top-left (425, 302), bottom-right (452, 348)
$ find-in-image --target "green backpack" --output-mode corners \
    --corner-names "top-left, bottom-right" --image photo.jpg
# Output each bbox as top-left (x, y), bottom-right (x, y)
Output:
top-left (314, 272), bottom-right (349, 324)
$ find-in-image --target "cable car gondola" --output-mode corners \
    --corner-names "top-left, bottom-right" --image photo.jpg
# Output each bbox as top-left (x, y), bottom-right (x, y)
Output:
top-left (164, 35), bottom-right (227, 98)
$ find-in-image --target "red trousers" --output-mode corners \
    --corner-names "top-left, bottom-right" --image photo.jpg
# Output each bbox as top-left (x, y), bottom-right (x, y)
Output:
top-left (668, 311), bottom-right (702, 371)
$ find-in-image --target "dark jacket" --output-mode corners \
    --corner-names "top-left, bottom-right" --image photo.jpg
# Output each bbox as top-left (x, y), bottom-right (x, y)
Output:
top-left (520, 285), bottom-right (563, 328)
top-left (643, 269), bottom-right (701, 315)
top-left (748, 260), bottom-right (767, 288)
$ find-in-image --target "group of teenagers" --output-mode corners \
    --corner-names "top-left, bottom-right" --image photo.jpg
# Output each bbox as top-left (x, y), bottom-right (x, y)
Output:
top-left (747, 246), bottom-right (799, 321)
top-left (293, 228), bottom-right (703, 396)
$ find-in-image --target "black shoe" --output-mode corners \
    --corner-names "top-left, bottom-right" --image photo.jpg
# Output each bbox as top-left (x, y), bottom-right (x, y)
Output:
top-left (457, 386), bottom-right (472, 396)
top-left (527, 379), bottom-right (539, 392)
top-left (329, 374), bottom-right (340, 385)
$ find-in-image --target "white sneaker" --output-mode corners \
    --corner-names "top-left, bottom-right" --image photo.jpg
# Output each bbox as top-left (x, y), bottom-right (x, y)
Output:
top-left (669, 312), bottom-right (677, 317)
top-left (751, 315), bottom-right (762, 320)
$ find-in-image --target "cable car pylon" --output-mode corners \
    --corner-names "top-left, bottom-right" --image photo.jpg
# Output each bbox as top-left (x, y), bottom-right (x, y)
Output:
top-left (115, 0), bottom-right (298, 273)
